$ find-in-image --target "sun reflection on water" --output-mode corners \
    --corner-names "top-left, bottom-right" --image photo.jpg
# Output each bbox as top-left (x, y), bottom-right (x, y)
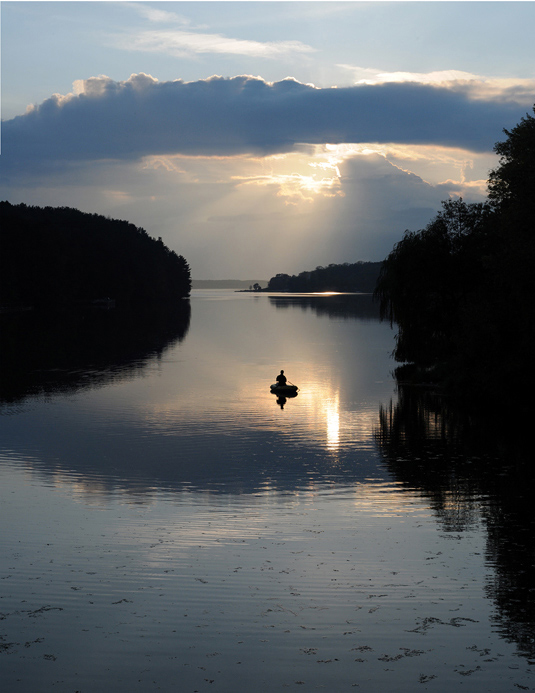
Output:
top-left (325, 393), bottom-right (341, 452)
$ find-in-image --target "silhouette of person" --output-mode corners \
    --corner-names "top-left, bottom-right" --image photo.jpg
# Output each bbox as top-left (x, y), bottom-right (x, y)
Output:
top-left (276, 370), bottom-right (287, 386)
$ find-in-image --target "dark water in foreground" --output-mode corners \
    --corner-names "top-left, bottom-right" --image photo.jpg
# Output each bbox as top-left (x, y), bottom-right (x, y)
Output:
top-left (1, 290), bottom-right (534, 692)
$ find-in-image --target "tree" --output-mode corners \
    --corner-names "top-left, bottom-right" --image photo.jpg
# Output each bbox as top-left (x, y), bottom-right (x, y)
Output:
top-left (375, 104), bottom-right (535, 403)
top-left (463, 106), bottom-right (535, 397)
top-left (375, 199), bottom-right (491, 366)
top-left (267, 262), bottom-right (382, 293)
top-left (0, 202), bottom-right (191, 308)
top-left (488, 106), bottom-right (535, 212)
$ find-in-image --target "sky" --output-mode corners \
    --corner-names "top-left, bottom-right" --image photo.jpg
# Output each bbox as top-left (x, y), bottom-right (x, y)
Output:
top-left (1, 1), bottom-right (535, 279)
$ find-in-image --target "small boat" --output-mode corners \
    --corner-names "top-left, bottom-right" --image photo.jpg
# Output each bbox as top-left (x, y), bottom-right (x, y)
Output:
top-left (270, 382), bottom-right (299, 395)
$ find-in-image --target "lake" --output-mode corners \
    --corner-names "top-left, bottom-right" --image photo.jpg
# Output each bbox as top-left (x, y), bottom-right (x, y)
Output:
top-left (1, 290), bottom-right (534, 692)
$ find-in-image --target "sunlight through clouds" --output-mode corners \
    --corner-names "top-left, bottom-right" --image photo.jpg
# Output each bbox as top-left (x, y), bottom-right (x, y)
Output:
top-left (232, 172), bottom-right (343, 204)
top-left (208, 149), bottom-right (347, 203)
top-left (219, 140), bottom-right (490, 206)
top-left (320, 142), bottom-right (493, 197)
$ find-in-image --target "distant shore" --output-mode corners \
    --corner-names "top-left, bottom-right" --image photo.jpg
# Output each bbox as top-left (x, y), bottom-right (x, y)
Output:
top-left (192, 279), bottom-right (267, 290)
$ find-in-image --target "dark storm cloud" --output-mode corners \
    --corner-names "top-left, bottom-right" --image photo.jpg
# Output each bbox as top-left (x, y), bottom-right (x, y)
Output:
top-left (1, 74), bottom-right (527, 171)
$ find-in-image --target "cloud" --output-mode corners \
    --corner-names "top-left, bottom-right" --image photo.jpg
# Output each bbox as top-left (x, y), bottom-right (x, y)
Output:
top-left (111, 3), bottom-right (316, 58)
top-left (339, 66), bottom-right (535, 106)
top-left (2, 73), bottom-right (529, 178)
top-left (125, 2), bottom-right (191, 25)
top-left (342, 67), bottom-right (484, 86)
top-left (109, 29), bottom-right (316, 59)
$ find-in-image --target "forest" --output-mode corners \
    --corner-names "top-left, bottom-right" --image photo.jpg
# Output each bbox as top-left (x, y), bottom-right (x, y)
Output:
top-left (375, 105), bottom-right (535, 405)
top-left (267, 261), bottom-right (381, 293)
top-left (0, 202), bottom-right (191, 308)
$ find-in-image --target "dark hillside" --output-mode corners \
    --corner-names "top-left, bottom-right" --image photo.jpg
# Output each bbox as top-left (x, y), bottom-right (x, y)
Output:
top-left (0, 201), bottom-right (191, 308)
top-left (267, 261), bottom-right (382, 292)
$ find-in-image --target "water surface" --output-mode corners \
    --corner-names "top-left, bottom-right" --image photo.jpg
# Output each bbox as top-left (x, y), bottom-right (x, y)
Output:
top-left (1, 290), bottom-right (533, 691)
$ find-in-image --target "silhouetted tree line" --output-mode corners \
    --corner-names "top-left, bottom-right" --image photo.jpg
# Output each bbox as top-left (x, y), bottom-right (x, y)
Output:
top-left (267, 261), bottom-right (381, 292)
top-left (375, 106), bottom-right (535, 404)
top-left (0, 202), bottom-right (191, 308)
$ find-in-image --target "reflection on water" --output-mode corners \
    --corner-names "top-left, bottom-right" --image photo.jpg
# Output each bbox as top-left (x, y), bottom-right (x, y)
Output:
top-left (272, 389), bottom-right (298, 409)
top-left (325, 389), bottom-right (340, 450)
top-left (269, 291), bottom-right (380, 320)
top-left (1, 291), bottom-right (534, 691)
top-left (1, 291), bottom-right (393, 498)
top-left (376, 385), bottom-right (535, 660)
top-left (0, 302), bottom-right (191, 405)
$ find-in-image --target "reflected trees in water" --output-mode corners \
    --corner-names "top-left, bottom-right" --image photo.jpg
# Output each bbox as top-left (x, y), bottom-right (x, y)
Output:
top-left (0, 302), bottom-right (191, 405)
top-left (269, 292), bottom-right (380, 321)
top-left (375, 385), bottom-right (535, 659)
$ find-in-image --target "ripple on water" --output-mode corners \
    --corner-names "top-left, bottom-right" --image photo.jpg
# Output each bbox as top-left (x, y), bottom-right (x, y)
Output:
top-left (1, 453), bottom-right (530, 692)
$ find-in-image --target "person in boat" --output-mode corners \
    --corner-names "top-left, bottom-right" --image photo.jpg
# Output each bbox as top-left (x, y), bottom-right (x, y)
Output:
top-left (276, 370), bottom-right (287, 386)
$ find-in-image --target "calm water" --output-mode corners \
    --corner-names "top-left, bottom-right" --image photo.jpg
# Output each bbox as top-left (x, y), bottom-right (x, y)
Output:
top-left (1, 290), bottom-right (534, 692)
